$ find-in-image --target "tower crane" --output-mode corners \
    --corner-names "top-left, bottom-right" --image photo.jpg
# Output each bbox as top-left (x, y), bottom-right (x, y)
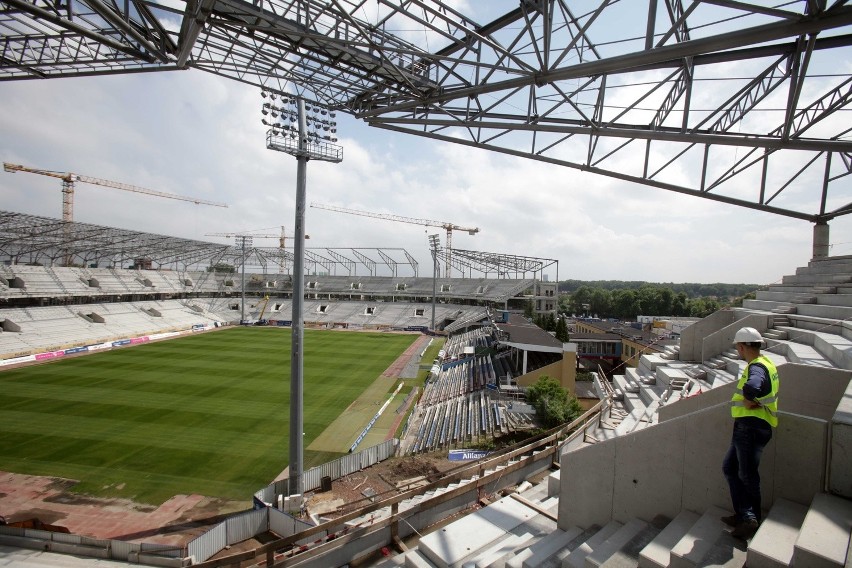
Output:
top-left (3, 162), bottom-right (228, 223)
top-left (310, 203), bottom-right (479, 276)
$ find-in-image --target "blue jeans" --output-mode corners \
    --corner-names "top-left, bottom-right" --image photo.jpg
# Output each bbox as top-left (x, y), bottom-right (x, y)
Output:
top-left (722, 418), bottom-right (772, 522)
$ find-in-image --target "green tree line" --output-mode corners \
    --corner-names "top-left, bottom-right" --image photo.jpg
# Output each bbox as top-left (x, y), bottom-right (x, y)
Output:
top-left (557, 284), bottom-right (757, 320)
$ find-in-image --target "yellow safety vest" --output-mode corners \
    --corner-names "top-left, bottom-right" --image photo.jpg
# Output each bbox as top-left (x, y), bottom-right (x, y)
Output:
top-left (731, 354), bottom-right (779, 427)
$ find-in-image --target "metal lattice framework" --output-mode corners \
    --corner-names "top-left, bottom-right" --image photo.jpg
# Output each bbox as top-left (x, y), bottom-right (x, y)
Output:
top-left (437, 248), bottom-right (558, 280)
top-left (0, 211), bottom-right (421, 275)
top-left (1, 1), bottom-right (851, 224)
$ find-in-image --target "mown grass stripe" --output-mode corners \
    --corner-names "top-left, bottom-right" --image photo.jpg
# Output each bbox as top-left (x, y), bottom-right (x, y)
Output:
top-left (0, 327), bottom-right (416, 505)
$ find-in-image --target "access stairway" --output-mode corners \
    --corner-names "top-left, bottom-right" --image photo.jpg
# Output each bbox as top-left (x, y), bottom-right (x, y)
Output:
top-left (373, 477), bottom-right (852, 568)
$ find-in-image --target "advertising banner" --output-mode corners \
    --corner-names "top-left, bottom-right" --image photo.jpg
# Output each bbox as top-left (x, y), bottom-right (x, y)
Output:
top-left (448, 449), bottom-right (490, 461)
top-left (64, 346), bottom-right (89, 355)
top-left (35, 350), bottom-right (65, 361)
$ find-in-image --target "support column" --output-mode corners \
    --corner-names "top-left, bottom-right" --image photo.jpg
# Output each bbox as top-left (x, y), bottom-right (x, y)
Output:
top-left (813, 221), bottom-right (830, 259)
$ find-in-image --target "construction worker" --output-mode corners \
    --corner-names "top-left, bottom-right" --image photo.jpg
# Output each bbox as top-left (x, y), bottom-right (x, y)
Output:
top-left (722, 326), bottom-right (779, 540)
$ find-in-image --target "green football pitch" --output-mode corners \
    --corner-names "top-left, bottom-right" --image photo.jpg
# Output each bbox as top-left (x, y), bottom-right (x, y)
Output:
top-left (0, 327), bottom-right (417, 505)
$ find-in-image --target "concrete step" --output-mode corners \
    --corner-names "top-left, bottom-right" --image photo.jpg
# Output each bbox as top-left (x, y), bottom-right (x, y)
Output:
top-left (639, 510), bottom-right (699, 568)
top-left (585, 518), bottom-right (648, 567)
top-left (782, 273), bottom-right (852, 285)
top-left (793, 493), bottom-right (852, 567)
top-left (463, 531), bottom-right (534, 568)
top-left (563, 521), bottom-right (623, 568)
top-left (669, 506), bottom-right (731, 568)
top-left (747, 498), bottom-right (808, 568)
top-left (598, 516), bottom-right (669, 568)
top-left (506, 527), bottom-right (580, 568)
top-left (405, 549), bottom-right (435, 568)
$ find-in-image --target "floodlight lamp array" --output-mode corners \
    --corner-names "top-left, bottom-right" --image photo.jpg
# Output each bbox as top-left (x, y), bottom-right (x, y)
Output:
top-left (260, 91), bottom-right (338, 143)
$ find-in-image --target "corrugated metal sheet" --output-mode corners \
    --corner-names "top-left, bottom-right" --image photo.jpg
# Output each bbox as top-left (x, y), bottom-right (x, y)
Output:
top-left (51, 532), bottom-right (83, 545)
top-left (188, 521), bottom-right (226, 563)
top-left (226, 508), bottom-right (267, 545)
top-left (0, 526), bottom-right (23, 537)
top-left (269, 508), bottom-right (312, 538)
top-left (140, 542), bottom-right (184, 558)
top-left (111, 540), bottom-right (140, 561)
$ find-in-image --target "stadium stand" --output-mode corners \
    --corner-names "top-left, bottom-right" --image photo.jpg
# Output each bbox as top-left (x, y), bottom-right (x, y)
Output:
top-left (373, 255), bottom-right (852, 568)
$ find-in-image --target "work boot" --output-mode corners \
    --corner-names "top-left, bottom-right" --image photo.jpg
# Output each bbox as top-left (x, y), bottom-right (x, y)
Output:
top-left (731, 518), bottom-right (759, 539)
top-left (721, 514), bottom-right (739, 527)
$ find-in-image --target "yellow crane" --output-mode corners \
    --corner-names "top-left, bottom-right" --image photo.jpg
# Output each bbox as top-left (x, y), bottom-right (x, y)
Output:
top-left (3, 161), bottom-right (228, 222)
top-left (310, 202), bottom-right (479, 276)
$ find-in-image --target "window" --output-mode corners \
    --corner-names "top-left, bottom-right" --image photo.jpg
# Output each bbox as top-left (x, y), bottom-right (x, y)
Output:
top-left (318, 305), bottom-right (328, 313)
top-left (414, 308), bottom-right (425, 316)
top-left (365, 306), bottom-right (375, 315)
top-left (351, 282), bottom-right (362, 290)
top-left (441, 284), bottom-right (451, 292)
top-left (396, 283), bottom-right (407, 291)
top-left (307, 281), bottom-right (318, 289)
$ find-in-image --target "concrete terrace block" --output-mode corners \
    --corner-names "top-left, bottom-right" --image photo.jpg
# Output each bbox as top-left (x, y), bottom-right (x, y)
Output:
top-left (563, 521), bottom-right (623, 568)
top-left (772, 414), bottom-right (827, 506)
top-left (669, 506), bottom-right (729, 568)
top-left (460, 531), bottom-right (533, 568)
top-left (405, 550), bottom-right (435, 568)
top-left (611, 424), bottom-right (686, 523)
top-left (559, 441), bottom-right (615, 531)
top-left (639, 510), bottom-right (699, 568)
top-left (585, 517), bottom-right (648, 567)
top-left (793, 493), bottom-right (852, 568)
top-left (547, 470), bottom-right (560, 499)
top-left (830, 384), bottom-right (852, 498)
top-left (419, 495), bottom-right (539, 568)
top-left (747, 498), bottom-right (808, 568)
top-left (504, 527), bottom-right (579, 568)
top-left (680, 405), bottom-right (733, 516)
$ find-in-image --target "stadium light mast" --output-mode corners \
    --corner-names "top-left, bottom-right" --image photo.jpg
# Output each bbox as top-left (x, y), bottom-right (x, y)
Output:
top-left (429, 234), bottom-right (440, 332)
top-left (262, 90), bottom-right (342, 495)
top-left (236, 235), bottom-right (253, 324)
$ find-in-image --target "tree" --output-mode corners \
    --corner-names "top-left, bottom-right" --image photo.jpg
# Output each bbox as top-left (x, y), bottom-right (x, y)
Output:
top-left (555, 317), bottom-right (569, 342)
top-left (523, 299), bottom-right (535, 319)
top-left (526, 375), bottom-right (582, 427)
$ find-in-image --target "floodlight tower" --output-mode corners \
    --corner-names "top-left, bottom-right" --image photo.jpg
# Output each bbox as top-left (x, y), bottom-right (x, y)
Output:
top-left (261, 89), bottom-right (342, 495)
top-left (429, 234), bottom-right (440, 332)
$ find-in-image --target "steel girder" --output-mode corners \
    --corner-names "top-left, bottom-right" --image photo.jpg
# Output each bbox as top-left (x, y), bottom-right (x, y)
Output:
top-left (438, 248), bottom-right (558, 279)
top-left (1, 1), bottom-right (851, 221)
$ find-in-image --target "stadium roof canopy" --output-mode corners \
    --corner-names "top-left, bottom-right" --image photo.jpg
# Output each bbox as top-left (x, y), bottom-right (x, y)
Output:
top-left (0, 211), bottom-right (552, 278)
top-left (1, 2), bottom-right (850, 225)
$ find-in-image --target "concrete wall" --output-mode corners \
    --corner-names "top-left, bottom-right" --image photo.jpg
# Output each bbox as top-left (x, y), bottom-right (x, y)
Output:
top-left (659, 363), bottom-right (850, 424)
top-left (558, 402), bottom-right (828, 529)
top-left (830, 378), bottom-right (852, 498)
top-left (679, 310), bottom-right (733, 362)
top-left (700, 313), bottom-right (770, 363)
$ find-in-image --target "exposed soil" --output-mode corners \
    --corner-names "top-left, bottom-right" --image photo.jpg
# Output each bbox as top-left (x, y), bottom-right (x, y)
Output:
top-left (306, 453), bottom-right (459, 519)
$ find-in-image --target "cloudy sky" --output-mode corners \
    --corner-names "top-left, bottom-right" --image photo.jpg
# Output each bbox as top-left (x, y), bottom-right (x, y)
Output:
top-left (1, 7), bottom-right (850, 286)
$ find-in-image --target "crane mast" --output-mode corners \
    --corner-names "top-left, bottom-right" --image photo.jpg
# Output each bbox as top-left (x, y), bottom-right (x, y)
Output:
top-left (3, 162), bottom-right (228, 223)
top-left (310, 203), bottom-right (478, 276)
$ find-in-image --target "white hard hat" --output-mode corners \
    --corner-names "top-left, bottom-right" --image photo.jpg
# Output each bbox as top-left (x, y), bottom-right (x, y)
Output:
top-left (733, 327), bottom-right (764, 344)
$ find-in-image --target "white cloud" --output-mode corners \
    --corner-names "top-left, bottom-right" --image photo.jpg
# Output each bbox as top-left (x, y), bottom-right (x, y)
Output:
top-left (2, 63), bottom-right (850, 286)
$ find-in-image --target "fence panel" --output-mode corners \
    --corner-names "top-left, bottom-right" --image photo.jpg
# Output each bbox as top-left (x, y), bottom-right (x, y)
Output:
top-left (303, 467), bottom-right (320, 493)
top-left (111, 540), bottom-right (140, 561)
top-left (50, 532), bottom-right (83, 545)
top-left (226, 508), bottom-right (267, 546)
top-left (187, 521), bottom-right (226, 563)
top-left (140, 541), bottom-right (185, 558)
top-left (269, 507), bottom-right (313, 538)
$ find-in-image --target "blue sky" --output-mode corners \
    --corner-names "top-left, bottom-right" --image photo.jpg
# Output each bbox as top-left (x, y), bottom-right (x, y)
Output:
top-left (1, 3), bottom-right (850, 285)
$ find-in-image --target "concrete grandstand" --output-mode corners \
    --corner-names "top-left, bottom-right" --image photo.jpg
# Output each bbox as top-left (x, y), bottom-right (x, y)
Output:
top-left (2, 211), bottom-right (852, 567)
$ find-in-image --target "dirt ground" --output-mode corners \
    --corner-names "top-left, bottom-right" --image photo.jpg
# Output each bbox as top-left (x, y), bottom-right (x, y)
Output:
top-left (305, 453), bottom-right (461, 519)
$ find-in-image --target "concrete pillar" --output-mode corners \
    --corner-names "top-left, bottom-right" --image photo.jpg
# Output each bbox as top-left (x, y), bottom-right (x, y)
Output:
top-left (813, 221), bottom-right (830, 259)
